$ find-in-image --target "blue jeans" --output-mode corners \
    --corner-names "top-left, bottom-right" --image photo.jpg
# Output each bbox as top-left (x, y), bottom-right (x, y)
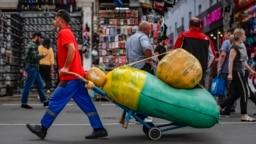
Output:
top-left (41, 80), bottom-right (103, 129)
top-left (21, 66), bottom-right (47, 104)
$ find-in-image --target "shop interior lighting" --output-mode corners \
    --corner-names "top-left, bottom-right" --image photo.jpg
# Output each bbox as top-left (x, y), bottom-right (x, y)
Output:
top-left (210, 34), bottom-right (214, 37)
top-left (115, 7), bottom-right (129, 10)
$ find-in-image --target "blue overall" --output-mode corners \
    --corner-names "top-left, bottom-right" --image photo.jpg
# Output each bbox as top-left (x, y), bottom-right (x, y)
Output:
top-left (40, 79), bottom-right (103, 129)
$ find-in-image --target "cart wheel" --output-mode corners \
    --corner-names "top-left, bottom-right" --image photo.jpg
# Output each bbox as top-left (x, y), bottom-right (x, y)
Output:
top-left (148, 127), bottom-right (162, 141)
top-left (142, 122), bottom-right (154, 135)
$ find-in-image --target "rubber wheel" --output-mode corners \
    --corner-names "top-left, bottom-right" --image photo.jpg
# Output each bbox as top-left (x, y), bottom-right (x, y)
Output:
top-left (142, 122), bottom-right (154, 134)
top-left (148, 127), bottom-right (162, 141)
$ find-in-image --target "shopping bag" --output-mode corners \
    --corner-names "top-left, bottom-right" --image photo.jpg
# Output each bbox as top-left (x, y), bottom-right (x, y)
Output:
top-left (248, 78), bottom-right (256, 94)
top-left (210, 73), bottom-right (225, 96)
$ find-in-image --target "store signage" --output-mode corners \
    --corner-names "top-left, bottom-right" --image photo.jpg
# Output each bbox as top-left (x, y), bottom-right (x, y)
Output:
top-left (202, 7), bottom-right (222, 28)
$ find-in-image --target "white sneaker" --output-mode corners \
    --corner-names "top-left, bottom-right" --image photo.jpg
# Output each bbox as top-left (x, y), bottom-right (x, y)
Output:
top-left (144, 116), bottom-right (153, 122)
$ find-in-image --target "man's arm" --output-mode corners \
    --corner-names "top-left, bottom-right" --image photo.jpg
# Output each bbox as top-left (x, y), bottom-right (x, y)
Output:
top-left (145, 49), bottom-right (152, 64)
top-left (140, 35), bottom-right (153, 63)
top-left (50, 48), bottom-right (55, 73)
top-left (50, 48), bottom-right (55, 65)
top-left (173, 34), bottom-right (184, 49)
top-left (217, 41), bottom-right (229, 72)
top-left (228, 49), bottom-right (236, 80)
top-left (59, 43), bottom-right (75, 74)
top-left (218, 51), bottom-right (227, 72)
top-left (26, 43), bottom-right (46, 62)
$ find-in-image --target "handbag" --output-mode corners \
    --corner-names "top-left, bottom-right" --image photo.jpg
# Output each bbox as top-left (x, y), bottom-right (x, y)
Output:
top-left (210, 73), bottom-right (225, 96)
top-left (248, 78), bottom-right (256, 94)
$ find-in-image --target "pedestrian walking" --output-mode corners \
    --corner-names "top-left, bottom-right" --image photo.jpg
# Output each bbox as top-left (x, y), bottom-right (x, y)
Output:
top-left (219, 28), bottom-right (256, 122)
top-left (26, 9), bottom-right (108, 140)
top-left (217, 28), bottom-right (235, 107)
top-left (38, 38), bottom-right (55, 94)
top-left (123, 21), bottom-right (157, 123)
top-left (173, 17), bottom-right (216, 87)
top-left (155, 35), bottom-right (168, 63)
top-left (21, 32), bottom-right (49, 109)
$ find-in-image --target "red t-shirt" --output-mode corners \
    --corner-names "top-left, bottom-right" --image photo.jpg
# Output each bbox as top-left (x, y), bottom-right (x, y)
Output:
top-left (57, 26), bottom-right (85, 80)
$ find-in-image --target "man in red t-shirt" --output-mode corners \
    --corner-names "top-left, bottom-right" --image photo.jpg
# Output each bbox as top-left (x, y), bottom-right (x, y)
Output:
top-left (26, 9), bottom-right (108, 140)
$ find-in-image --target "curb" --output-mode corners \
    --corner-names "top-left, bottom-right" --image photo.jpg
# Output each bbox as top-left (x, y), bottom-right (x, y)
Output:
top-left (0, 95), bottom-right (40, 102)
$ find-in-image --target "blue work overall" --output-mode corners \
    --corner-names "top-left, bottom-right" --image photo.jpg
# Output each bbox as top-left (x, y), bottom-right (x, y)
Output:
top-left (40, 79), bottom-right (103, 129)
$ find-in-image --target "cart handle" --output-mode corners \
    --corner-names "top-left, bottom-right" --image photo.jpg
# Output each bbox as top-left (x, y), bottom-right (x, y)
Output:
top-left (63, 71), bottom-right (107, 97)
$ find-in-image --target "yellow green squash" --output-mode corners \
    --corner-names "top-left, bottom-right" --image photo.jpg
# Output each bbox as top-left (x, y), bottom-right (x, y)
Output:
top-left (103, 67), bottom-right (219, 128)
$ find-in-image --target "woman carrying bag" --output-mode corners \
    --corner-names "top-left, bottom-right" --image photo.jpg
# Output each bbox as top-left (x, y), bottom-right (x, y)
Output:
top-left (219, 28), bottom-right (256, 122)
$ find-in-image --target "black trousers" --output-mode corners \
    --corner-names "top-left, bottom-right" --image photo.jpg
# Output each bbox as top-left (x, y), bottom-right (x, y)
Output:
top-left (220, 71), bottom-right (249, 114)
top-left (39, 64), bottom-right (52, 90)
top-left (141, 63), bottom-right (154, 75)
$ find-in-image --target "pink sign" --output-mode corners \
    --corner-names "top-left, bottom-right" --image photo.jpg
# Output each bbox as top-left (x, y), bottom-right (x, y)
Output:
top-left (203, 7), bottom-right (222, 28)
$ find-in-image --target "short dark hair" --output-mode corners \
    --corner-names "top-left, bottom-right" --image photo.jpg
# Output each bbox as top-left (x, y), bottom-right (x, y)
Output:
top-left (42, 38), bottom-right (51, 49)
top-left (158, 35), bottom-right (168, 43)
top-left (56, 9), bottom-right (70, 23)
top-left (227, 28), bottom-right (235, 34)
top-left (32, 32), bottom-right (43, 38)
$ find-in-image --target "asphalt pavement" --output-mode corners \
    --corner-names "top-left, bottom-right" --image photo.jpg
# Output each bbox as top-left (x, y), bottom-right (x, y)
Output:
top-left (1, 95), bottom-right (256, 144)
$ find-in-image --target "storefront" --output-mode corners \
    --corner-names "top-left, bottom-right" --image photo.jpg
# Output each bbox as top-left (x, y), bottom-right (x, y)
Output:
top-left (234, 0), bottom-right (255, 24)
top-left (198, 2), bottom-right (224, 51)
top-left (0, 0), bottom-right (94, 96)
top-left (234, 0), bottom-right (256, 54)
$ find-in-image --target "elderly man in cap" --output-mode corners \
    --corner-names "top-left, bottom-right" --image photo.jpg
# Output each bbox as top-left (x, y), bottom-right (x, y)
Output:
top-left (26, 9), bottom-right (108, 140)
top-left (21, 32), bottom-right (49, 109)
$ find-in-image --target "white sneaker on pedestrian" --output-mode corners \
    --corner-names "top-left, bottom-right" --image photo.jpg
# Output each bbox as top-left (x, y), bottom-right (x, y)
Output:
top-left (144, 116), bottom-right (153, 122)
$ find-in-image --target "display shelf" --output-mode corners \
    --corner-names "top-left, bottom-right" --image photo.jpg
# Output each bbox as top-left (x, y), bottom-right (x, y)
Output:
top-left (98, 8), bottom-right (139, 71)
top-left (20, 11), bottom-right (83, 89)
top-left (0, 11), bottom-right (83, 96)
top-left (0, 13), bottom-right (23, 96)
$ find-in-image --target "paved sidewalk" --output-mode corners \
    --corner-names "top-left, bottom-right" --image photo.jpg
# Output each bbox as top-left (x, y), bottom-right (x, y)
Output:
top-left (0, 95), bottom-right (38, 102)
top-left (0, 90), bottom-right (51, 102)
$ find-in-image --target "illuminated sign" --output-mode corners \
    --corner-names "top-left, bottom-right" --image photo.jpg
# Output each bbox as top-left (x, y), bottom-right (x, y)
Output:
top-left (203, 7), bottom-right (223, 28)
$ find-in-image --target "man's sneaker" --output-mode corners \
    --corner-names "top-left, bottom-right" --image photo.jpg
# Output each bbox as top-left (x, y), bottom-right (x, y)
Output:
top-left (220, 109), bottom-right (230, 117)
top-left (46, 90), bottom-right (51, 94)
top-left (43, 102), bottom-right (49, 107)
top-left (85, 128), bottom-right (108, 139)
top-left (26, 124), bottom-right (47, 140)
top-left (144, 116), bottom-right (153, 122)
top-left (230, 109), bottom-right (236, 113)
top-left (21, 104), bottom-right (33, 109)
